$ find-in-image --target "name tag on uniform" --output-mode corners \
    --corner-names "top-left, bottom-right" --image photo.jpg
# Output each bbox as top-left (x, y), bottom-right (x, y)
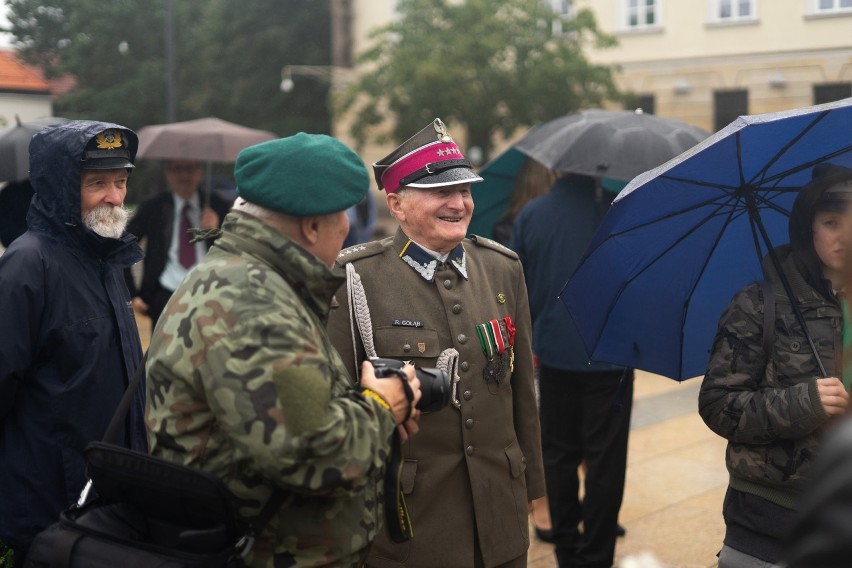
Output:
top-left (393, 319), bottom-right (424, 328)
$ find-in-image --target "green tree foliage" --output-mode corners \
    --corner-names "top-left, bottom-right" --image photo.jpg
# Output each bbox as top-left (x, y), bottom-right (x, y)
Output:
top-left (6, 0), bottom-right (331, 137)
top-left (338, 0), bottom-right (622, 159)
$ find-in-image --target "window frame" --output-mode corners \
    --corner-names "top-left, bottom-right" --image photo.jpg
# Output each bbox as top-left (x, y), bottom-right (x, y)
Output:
top-left (621, 0), bottom-right (662, 31)
top-left (810, 0), bottom-right (852, 15)
top-left (708, 0), bottom-right (758, 23)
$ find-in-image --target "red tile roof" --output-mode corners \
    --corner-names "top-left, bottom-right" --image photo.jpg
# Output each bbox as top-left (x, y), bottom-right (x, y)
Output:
top-left (0, 49), bottom-right (51, 93)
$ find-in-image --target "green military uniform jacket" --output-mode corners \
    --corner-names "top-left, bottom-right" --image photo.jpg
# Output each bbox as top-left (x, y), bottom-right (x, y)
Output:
top-left (146, 211), bottom-right (397, 567)
top-left (328, 228), bottom-right (546, 568)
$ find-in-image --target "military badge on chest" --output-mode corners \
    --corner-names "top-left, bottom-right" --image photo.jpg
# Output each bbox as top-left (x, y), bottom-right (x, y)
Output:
top-left (475, 315), bottom-right (516, 383)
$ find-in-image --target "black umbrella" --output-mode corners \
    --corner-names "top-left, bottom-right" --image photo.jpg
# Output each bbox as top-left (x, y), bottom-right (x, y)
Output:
top-left (0, 116), bottom-right (70, 182)
top-left (515, 108), bottom-right (709, 183)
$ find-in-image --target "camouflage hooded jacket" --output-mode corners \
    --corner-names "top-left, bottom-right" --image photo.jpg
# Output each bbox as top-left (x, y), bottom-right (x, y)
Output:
top-left (145, 210), bottom-right (397, 567)
top-left (699, 246), bottom-right (841, 509)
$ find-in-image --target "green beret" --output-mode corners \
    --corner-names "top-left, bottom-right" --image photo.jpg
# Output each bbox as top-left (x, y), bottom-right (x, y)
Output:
top-left (235, 132), bottom-right (369, 216)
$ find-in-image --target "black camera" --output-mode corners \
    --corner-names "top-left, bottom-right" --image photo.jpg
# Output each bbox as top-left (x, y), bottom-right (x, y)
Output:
top-left (370, 358), bottom-right (451, 413)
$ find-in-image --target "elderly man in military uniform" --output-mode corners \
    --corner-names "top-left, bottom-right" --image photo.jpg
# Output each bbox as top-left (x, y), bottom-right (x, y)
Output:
top-left (327, 119), bottom-right (545, 568)
top-left (145, 133), bottom-right (422, 567)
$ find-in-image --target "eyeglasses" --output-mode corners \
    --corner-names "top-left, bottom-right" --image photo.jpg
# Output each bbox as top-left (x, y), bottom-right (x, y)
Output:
top-left (167, 164), bottom-right (201, 174)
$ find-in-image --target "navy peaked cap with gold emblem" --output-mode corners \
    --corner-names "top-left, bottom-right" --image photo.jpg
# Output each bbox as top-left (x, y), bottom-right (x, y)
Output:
top-left (373, 118), bottom-right (483, 194)
top-left (235, 132), bottom-right (369, 216)
top-left (81, 127), bottom-right (136, 170)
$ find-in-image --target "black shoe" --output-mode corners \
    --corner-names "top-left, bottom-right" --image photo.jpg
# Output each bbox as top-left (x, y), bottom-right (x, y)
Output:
top-left (616, 523), bottom-right (626, 537)
top-left (534, 526), bottom-right (556, 543)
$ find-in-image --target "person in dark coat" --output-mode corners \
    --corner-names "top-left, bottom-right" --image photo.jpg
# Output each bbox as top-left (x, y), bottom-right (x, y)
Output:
top-left (0, 121), bottom-right (146, 565)
top-left (510, 173), bottom-right (633, 568)
top-left (124, 159), bottom-right (231, 329)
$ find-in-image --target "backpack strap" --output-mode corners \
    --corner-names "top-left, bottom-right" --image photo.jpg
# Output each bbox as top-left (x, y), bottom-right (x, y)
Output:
top-left (759, 279), bottom-right (775, 358)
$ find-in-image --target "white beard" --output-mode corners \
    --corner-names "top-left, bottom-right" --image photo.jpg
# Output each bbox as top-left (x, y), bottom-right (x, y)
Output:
top-left (83, 206), bottom-right (129, 239)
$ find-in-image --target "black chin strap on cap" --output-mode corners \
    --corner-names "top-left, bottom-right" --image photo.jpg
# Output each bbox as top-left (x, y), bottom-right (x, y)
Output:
top-left (399, 158), bottom-right (473, 187)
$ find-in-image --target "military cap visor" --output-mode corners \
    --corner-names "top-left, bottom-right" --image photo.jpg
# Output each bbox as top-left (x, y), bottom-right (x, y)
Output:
top-left (81, 129), bottom-right (135, 170)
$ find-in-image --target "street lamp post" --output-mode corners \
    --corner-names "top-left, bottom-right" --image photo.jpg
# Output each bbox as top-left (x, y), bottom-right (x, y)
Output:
top-left (280, 65), bottom-right (337, 93)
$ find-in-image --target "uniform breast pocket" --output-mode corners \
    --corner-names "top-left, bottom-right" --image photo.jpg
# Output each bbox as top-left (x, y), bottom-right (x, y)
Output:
top-left (374, 326), bottom-right (441, 360)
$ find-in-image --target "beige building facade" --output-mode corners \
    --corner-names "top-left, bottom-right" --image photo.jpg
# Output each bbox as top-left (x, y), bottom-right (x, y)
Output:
top-left (333, 0), bottom-right (851, 139)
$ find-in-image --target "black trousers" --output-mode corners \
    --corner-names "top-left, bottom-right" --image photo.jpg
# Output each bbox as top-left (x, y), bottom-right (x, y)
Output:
top-left (538, 366), bottom-right (633, 568)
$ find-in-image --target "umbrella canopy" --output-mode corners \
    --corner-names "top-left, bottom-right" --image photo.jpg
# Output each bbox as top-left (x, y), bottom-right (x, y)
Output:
top-left (136, 117), bottom-right (277, 162)
top-left (515, 109), bottom-right (709, 182)
top-left (561, 97), bottom-right (852, 381)
top-left (0, 116), bottom-right (70, 182)
top-left (469, 146), bottom-right (530, 239)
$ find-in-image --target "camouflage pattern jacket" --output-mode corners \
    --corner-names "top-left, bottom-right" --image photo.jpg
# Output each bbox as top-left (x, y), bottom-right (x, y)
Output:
top-left (699, 247), bottom-right (842, 509)
top-left (146, 211), bottom-right (397, 567)
top-left (328, 229), bottom-right (545, 568)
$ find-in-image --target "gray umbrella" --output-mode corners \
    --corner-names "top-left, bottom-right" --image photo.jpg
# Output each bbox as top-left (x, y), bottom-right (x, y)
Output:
top-left (0, 116), bottom-right (70, 182)
top-left (135, 117), bottom-right (277, 163)
top-left (515, 109), bottom-right (709, 182)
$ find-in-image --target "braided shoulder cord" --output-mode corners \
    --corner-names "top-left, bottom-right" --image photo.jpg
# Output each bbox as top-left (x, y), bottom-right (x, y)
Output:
top-left (436, 348), bottom-right (462, 409)
top-left (346, 263), bottom-right (378, 376)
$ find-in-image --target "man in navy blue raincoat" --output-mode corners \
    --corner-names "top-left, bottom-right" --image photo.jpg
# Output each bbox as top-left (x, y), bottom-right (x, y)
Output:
top-left (0, 121), bottom-right (146, 564)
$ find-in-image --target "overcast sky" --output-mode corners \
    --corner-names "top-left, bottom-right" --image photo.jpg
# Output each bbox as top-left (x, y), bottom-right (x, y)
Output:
top-left (0, 2), bottom-right (11, 47)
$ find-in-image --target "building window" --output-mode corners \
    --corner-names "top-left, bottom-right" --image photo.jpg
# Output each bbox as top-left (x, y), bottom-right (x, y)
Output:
top-left (713, 89), bottom-right (748, 132)
top-left (549, 0), bottom-right (573, 35)
top-left (812, 0), bottom-right (852, 13)
top-left (625, 94), bottom-right (656, 115)
top-left (710, 0), bottom-right (756, 22)
top-left (623, 0), bottom-right (660, 30)
top-left (814, 82), bottom-right (852, 104)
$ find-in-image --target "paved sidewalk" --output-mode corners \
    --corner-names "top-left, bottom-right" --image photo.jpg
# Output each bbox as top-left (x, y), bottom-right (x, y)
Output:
top-left (528, 371), bottom-right (727, 568)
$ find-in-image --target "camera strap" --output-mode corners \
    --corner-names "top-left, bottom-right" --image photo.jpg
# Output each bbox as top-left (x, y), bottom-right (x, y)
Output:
top-left (384, 429), bottom-right (414, 543)
top-left (345, 263), bottom-right (415, 542)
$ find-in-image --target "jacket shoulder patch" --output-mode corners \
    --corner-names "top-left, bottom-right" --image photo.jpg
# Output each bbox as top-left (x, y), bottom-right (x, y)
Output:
top-left (336, 240), bottom-right (385, 265)
top-left (469, 235), bottom-right (519, 260)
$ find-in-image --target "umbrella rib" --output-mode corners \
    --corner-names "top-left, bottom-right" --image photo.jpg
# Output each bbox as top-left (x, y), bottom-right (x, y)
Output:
top-left (754, 145), bottom-right (852, 186)
top-left (593, 195), bottom-right (736, 360)
top-left (607, 190), bottom-right (742, 239)
top-left (748, 110), bottom-right (831, 184)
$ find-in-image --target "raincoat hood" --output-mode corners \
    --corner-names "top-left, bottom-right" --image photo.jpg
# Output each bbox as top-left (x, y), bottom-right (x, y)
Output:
top-left (26, 120), bottom-right (138, 250)
top-left (788, 164), bottom-right (852, 300)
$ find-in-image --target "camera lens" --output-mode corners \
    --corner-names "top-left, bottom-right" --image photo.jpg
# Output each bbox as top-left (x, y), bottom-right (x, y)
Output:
top-left (415, 367), bottom-right (451, 413)
top-left (368, 358), bottom-right (451, 413)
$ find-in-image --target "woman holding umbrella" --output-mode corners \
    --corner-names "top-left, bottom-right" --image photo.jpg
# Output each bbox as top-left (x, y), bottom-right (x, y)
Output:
top-left (699, 165), bottom-right (852, 568)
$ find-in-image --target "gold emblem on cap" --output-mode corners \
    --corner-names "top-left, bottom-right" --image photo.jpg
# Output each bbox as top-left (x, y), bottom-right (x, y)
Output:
top-left (95, 130), bottom-right (123, 150)
top-left (433, 118), bottom-right (452, 143)
top-left (497, 293), bottom-right (506, 304)
top-left (418, 342), bottom-right (426, 353)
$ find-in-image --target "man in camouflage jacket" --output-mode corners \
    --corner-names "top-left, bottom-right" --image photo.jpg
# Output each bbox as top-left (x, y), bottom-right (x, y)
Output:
top-left (146, 133), bottom-right (421, 568)
top-left (327, 119), bottom-right (545, 568)
top-left (699, 166), bottom-right (852, 566)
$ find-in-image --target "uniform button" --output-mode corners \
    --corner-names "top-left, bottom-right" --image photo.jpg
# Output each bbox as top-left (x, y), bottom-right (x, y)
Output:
top-left (443, 279), bottom-right (453, 289)
top-left (452, 304), bottom-right (462, 314)
top-left (466, 445), bottom-right (474, 456)
top-left (460, 361), bottom-right (470, 372)
top-left (463, 390), bottom-right (472, 401)
top-left (457, 334), bottom-right (467, 344)
top-left (465, 418), bottom-right (474, 429)
top-left (403, 344), bottom-right (411, 352)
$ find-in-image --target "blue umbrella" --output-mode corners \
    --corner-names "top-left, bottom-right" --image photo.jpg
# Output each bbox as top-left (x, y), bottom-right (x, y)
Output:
top-left (561, 97), bottom-right (852, 381)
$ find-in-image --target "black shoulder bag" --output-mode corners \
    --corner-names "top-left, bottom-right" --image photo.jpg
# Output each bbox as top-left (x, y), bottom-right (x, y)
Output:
top-left (25, 355), bottom-right (285, 568)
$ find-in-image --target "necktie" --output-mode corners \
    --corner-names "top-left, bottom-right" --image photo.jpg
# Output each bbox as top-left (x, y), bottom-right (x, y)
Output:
top-left (178, 201), bottom-right (196, 269)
